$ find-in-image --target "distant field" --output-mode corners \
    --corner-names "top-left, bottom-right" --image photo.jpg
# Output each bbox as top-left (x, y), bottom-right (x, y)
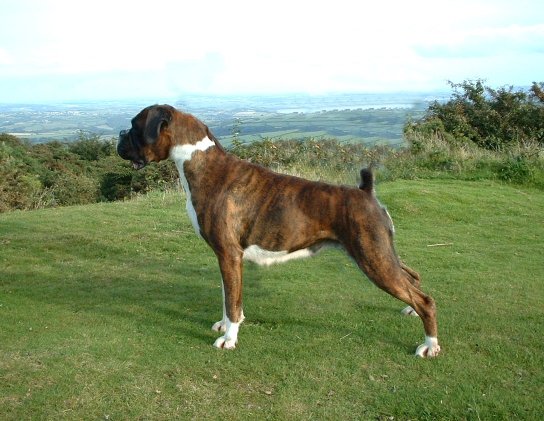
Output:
top-left (1, 107), bottom-right (419, 146)
top-left (217, 108), bottom-right (419, 147)
top-left (0, 93), bottom-right (433, 144)
top-left (1, 179), bottom-right (542, 419)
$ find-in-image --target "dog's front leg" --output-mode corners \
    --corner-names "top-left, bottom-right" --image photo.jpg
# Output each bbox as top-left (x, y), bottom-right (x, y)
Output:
top-left (211, 282), bottom-right (228, 333)
top-left (211, 281), bottom-right (245, 334)
top-left (213, 250), bottom-right (244, 350)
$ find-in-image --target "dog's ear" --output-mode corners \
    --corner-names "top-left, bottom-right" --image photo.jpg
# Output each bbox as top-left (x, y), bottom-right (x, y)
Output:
top-left (144, 105), bottom-right (173, 144)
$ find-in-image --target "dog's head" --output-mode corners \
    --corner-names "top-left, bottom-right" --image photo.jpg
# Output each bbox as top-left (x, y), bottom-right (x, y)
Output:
top-left (118, 104), bottom-right (215, 169)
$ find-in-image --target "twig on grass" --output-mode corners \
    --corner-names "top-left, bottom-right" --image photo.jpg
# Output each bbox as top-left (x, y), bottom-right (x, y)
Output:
top-left (339, 332), bottom-right (352, 341)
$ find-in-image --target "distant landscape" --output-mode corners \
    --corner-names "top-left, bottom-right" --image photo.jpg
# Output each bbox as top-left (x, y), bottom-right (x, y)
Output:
top-left (0, 92), bottom-right (448, 146)
top-left (3, 81), bottom-right (542, 213)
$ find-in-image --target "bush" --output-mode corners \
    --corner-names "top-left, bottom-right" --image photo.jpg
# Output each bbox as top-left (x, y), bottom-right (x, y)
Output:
top-left (100, 171), bottom-right (134, 201)
top-left (51, 172), bottom-right (99, 206)
top-left (415, 80), bottom-right (544, 151)
top-left (0, 131), bottom-right (186, 212)
top-left (0, 135), bottom-right (47, 211)
top-left (497, 156), bottom-right (532, 184)
top-left (400, 80), bottom-right (544, 188)
top-left (68, 132), bottom-right (116, 161)
top-left (0, 169), bottom-right (45, 212)
top-left (402, 122), bottom-right (544, 187)
top-left (229, 137), bottom-right (392, 183)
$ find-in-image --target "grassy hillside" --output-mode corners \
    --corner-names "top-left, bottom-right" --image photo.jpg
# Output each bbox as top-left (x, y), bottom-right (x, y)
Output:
top-left (1, 180), bottom-right (543, 419)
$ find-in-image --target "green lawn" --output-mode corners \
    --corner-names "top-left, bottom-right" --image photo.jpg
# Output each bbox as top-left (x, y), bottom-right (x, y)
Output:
top-left (1, 180), bottom-right (543, 420)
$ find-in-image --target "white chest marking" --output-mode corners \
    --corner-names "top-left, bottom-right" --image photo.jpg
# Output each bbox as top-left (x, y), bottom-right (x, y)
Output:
top-left (170, 137), bottom-right (215, 238)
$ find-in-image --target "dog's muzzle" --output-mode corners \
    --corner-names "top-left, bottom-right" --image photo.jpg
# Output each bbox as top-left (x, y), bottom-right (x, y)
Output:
top-left (117, 129), bottom-right (147, 170)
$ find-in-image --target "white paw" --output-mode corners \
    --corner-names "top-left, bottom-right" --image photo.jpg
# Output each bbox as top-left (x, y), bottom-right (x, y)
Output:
top-left (415, 336), bottom-right (441, 358)
top-left (401, 306), bottom-right (420, 317)
top-left (212, 320), bottom-right (227, 332)
top-left (212, 318), bottom-right (240, 350)
top-left (213, 335), bottom-right (237, 349)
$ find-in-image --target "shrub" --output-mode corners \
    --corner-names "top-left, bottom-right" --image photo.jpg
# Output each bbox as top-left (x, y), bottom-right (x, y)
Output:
top-left (400, 80), bottom-right (544, 188)
top-left (415, 80), bottom-right (544, 151)
top-left (0, 135), bottom-right (47, 211)
top-left (100, 171), bottom-right (134, 201)
top-left (497, 156), bottom-right (532, 184)
top-left (50, 172), bottom-right (99, 206)
top-left (229, 138), bottom-right (388, 185)
top-left (68, 132), bottom-right (116, 161)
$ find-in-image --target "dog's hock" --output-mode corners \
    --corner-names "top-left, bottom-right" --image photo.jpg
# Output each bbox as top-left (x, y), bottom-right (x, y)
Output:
top-left (415, 336), bottom-right (441, 358)
top-left (401, 306), bottom-right (420, 317)
top-left (212, 320), bottom-right (227, 333)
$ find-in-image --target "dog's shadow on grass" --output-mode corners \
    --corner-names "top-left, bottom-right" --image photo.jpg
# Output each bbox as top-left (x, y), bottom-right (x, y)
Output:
top-left (11, 235), bottom-right (424, 354)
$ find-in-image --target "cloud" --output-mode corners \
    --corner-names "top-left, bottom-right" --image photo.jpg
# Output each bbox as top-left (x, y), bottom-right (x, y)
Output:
top-left (0, 48), bottom-right (13, 65)
top-left (164, 53), bottom-right (226, 95)
top-left (1, 0), bottom-right (544, 101)
top-left (415, 24), bottom-right (544, 58)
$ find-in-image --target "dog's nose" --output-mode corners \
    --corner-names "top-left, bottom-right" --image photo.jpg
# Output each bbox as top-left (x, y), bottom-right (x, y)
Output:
top-left (119, 129), bottom-right (128, 138)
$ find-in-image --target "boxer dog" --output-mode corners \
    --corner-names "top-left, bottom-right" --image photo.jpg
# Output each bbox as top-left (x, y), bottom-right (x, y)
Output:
top-left (118, 104), bottom-right (441, 357)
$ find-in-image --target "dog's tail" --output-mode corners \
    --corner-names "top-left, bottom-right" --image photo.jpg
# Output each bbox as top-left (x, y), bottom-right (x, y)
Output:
top-left (359, 168), bottom-right (374, 193)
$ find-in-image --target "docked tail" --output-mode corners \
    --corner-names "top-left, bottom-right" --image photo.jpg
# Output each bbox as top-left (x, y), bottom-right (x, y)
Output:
top-left (359, 168), bottom-right (374, 193)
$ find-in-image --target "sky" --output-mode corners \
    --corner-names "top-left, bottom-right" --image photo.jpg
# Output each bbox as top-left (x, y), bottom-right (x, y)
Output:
top-left (0, 0), bottom-right (543, 103)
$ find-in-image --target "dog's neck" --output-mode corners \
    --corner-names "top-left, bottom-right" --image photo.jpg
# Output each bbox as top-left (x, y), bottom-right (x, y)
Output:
top-left (170, 136), bottom-right (221, 181)
top-left (170, 136), bottom-right (216, 164)
top-left (170, 134), bottom-right (231, 194)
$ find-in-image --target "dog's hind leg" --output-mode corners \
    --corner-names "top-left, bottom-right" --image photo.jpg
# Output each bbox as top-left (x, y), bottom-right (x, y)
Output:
top-left (401, 262), bottom-right (421, 288)
top-left (353, 252), bottom-right (441, 357)
top-left (383, 270), bottom-right (440, 357)
top-left (212, 249), bottom-right (245, 350)
top-left (397, 273), bottom-right (440, 357)
top-left (399, 262), bottom-right (423, 317)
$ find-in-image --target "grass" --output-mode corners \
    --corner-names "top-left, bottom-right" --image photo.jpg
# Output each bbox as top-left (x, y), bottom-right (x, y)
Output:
top-left (1, 179), bottom-right (543, 420)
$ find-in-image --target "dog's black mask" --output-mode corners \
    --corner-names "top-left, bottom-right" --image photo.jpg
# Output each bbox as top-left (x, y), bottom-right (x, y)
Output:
top-left (117, 128), bottom-right (148, 170)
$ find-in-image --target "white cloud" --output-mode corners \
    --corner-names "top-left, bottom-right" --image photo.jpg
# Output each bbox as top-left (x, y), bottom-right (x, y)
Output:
top-left (1, 0), bottom-right (544, 101)
top-left (0, 48), bottom-right (13, 65)
top-left (415, 24), bottom-right (544, 58)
